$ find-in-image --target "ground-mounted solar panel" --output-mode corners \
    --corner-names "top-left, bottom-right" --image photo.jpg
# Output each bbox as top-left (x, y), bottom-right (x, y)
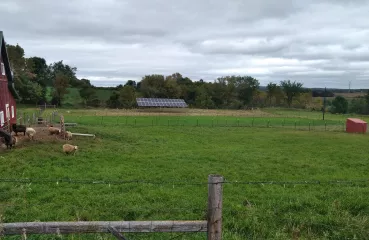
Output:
top-left (136, 98), bottom-right (188, 108)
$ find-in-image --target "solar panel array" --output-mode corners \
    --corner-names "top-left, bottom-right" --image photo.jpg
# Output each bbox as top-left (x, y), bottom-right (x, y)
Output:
top-left (136, 98), bottom-right (188, 108)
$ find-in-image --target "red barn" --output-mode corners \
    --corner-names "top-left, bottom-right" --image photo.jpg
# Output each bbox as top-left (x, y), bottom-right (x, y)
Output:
top-left (346, 118), bottom-right (367, 134)
top-left (0, 31), bottom-right (20, 129)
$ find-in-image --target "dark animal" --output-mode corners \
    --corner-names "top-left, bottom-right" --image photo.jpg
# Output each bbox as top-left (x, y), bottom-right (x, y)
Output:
top-left (12, 124), bottom-right (26, 136)
top-left (0, 129), bottom-right (15, 149)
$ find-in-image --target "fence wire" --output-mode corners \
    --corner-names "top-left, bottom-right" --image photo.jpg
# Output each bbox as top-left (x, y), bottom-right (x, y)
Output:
top-left (0, 177), bottom-right (367, 186)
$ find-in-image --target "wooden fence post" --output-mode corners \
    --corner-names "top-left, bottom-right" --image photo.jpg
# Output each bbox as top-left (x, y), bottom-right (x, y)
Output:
top-left (207, 174), bottom-right (223, 240)
top-left (60, 115), bottom-right (65, 139)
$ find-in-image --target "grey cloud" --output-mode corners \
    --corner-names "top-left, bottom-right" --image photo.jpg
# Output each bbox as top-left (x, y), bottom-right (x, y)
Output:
top-left (1, 0), bottom-right (369, 88)
top-left (190, 37), bottom-right (290, 56)
top-left (227, 0), bottom-right (308, 23)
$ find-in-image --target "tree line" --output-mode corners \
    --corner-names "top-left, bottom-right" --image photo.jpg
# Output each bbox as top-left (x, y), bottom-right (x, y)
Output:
top-left (106, 74), bottom-right (313, 110)
top-left (6, 43), bottom-right (96, 107)
top-left (6, 43), bottom-right (369, 114)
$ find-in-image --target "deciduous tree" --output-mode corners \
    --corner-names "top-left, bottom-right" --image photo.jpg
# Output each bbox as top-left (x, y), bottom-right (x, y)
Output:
top-left (53, 73), bottom-right (69, 106)
top-left (119, 85), bottom-right (136, 108)
top-left (266, 82), bottom-right (283, 106)
top-left (124, 80), bottom-right (137, 88)
top-left (6, 44), bottom-right (26, 74)
top-left (79, 86), bottom-right (97, 106)
top-left (50, 60), bottom-right (77, 86)
top-left (106, 91), bottom-right (121, 108)
top-left (280, 80), bottom-right (304, 107)
top-left (195, 86), bottom-right (215, 108)
top-left (140, 74), bottom-right (166, 97)
top-left (164, 76), bottom-right (181, 98)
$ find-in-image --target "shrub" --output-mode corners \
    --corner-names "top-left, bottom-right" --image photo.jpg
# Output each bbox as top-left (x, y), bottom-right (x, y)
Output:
top-left (349, 97), bottom-right (368, 114)
top-left (330, 96), bottom-right (348, 114)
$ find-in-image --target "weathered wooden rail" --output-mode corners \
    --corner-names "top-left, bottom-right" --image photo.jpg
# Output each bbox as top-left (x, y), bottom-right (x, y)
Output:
top-left (2, 220), bottom-right (207, 234)
top-left (0, 175), bottom-right (224, 240)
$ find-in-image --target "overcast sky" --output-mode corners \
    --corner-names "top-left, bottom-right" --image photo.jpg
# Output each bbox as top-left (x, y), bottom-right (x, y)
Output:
top-left (1, 0), bottom-right (369, 88)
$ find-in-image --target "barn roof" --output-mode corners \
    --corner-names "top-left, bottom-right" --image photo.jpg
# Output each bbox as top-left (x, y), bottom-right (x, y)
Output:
top-left (347, 118), bottom-right (367, 124)
top-left (0, 31), bottom-right (20, 100)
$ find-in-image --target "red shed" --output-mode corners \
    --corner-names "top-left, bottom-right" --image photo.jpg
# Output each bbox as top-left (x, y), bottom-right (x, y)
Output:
top-left (0, 31), bottom-right (20, 129)
top-left (346, 118), bottom-right (367, 134)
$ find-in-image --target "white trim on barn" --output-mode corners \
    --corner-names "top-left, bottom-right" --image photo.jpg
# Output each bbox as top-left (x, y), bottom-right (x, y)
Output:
top-left (0, 63), bottom-right (5, 76)
top-left (5, 104), bottom-right (9, 120)
top-left (0, 111), bottom-right (4, 126)
top-left (11, 105), bottom-right (14, 118)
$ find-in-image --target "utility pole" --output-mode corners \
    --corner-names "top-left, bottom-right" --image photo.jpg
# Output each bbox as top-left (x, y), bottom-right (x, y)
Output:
top-left (323, 87), bottom-right (326, 120)
top-left (349, 80), bottom-right (351, 93)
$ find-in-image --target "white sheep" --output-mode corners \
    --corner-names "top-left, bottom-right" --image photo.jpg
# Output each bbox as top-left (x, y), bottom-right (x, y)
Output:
top-left (25, 127), bottom-right (36, 140)
top-left (64, 131), bottom-right (72, 140)
top-left (63, 144), bottom-right (78, 155)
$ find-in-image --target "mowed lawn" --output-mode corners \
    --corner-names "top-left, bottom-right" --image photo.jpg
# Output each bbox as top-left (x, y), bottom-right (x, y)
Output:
top-left (1, 110), bottom-right (369, 239)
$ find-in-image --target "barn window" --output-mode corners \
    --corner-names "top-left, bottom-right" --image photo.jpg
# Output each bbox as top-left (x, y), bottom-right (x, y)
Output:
top-left (0, 111), bottom-right (4, 126)
top-left (0, 63), bottom-right (4, 76)
top-left (5, 104), bottom-right (9, 120)
top-left (11, 106), bottom-right (14, 118)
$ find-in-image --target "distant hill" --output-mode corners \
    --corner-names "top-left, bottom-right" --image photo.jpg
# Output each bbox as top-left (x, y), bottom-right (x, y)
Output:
top-left (258, 85), bottom-right (368, 93)
top-left (46, 87), bottom-right (114, 107)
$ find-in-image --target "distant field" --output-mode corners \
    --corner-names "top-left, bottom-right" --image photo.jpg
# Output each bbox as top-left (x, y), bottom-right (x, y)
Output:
top-left (60, 113), bottom-right (344, 133)
top-left (16, 107), bottom-right (369, 131)
top-left (94, 88), bottom-right (114, 102)
top-left (334, 92), bottom-right (366, 98)
top-left (14, 107), bottom-right (369, 135)
top-left (264, 108), bottom-right (369, 122)
top-left (57, 107), bottom-right (369, 123)
top-left (312, 91), bottom-right (367, 101)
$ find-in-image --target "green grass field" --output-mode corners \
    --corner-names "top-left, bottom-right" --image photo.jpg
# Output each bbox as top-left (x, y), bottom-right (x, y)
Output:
top-left (1, 108), bottom-right (369, 239)
top-left (264, 108), bottom-right (369, 122)
top-left (45, 87), bottom-right (113, 107)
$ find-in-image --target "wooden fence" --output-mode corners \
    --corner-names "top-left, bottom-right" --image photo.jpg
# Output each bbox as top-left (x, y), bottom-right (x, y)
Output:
top-left (16, 110), bottom-right (58, 126)
top-left (0, 175), bottom-right (224, 240)
top-left (37, 104), bottom-right (57, 109)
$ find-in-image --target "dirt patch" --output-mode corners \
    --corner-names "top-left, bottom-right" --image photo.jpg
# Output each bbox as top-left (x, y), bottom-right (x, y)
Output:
top-left (63, 108), bottom-right (275, 117)
top-left (0, 125), bottom-right (68, 151)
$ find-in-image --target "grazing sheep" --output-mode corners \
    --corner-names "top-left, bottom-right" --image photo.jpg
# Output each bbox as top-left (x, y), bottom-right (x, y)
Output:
top-left (48, 126), bottom-right (60, 135)
top-left (63, 144), bottom-right (78, 155)
top-left (11, 136), bottom-right (17, 147)
top-left (25, 127), bottom-right (36, 140)
top-left (64, 131), bottom-right (72, 140)
top-left (0, 135), bottom-right (16, 148)
top-left (0, 129), bottom-right (14, 149)
top-left (12, 124), bottom-right (26, 136)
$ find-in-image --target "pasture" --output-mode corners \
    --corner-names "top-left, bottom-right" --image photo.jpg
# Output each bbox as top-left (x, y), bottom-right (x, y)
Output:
top-left (1, 108), bottom-right (369, 239)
